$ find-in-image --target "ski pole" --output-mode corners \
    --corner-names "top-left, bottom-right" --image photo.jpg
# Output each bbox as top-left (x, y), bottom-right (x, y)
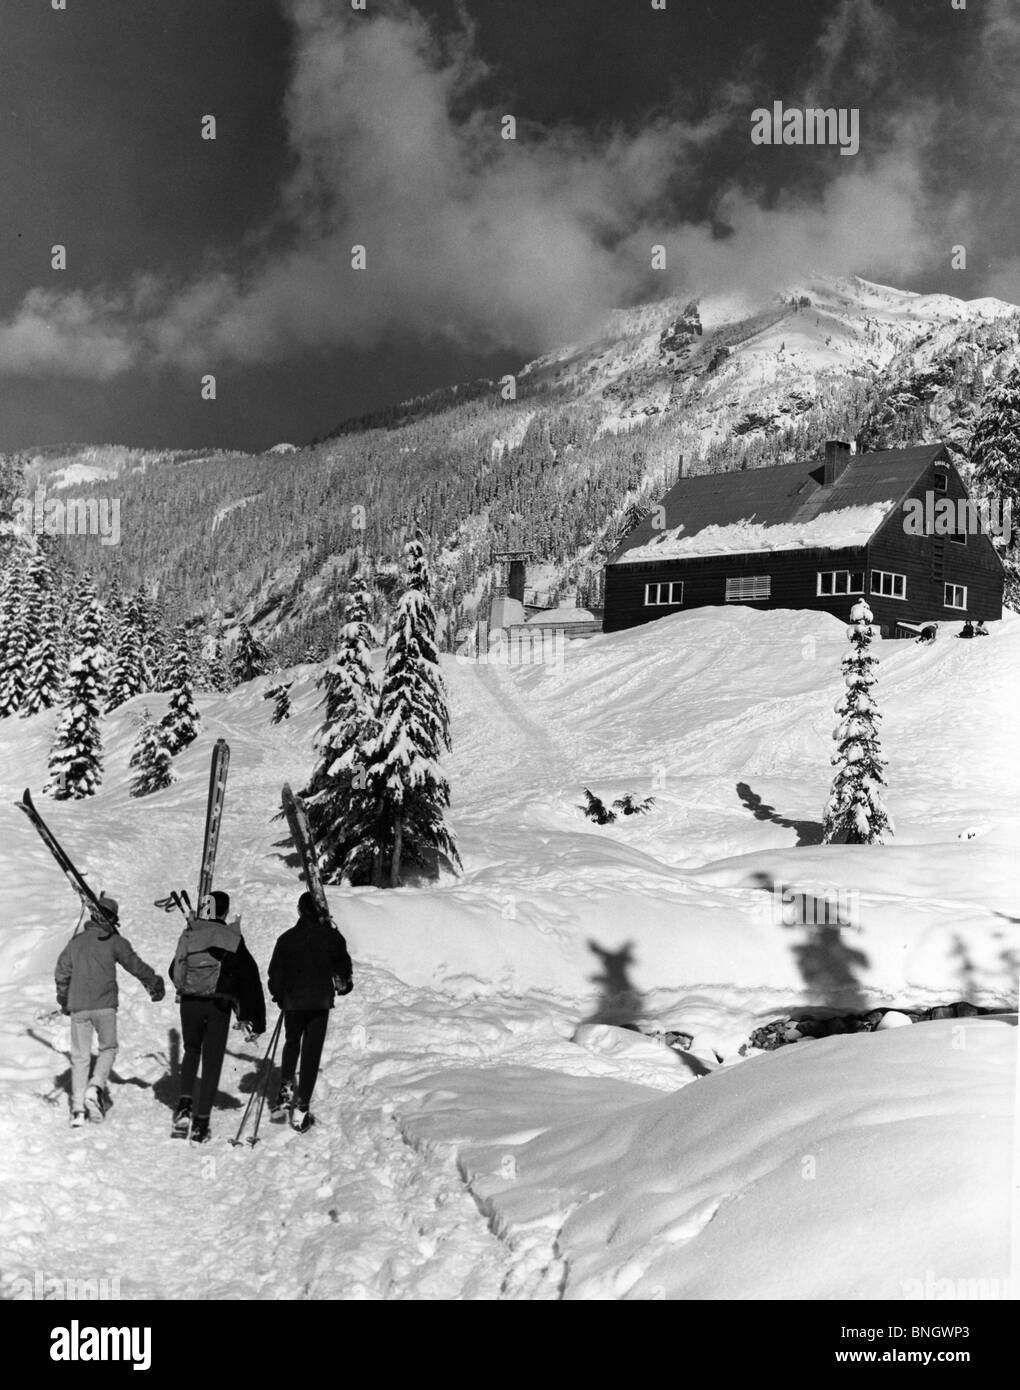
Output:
top-left (247, 1017), bottom-right (284, 1149)
top-left (229, 1014), bottom-right (282, 1149)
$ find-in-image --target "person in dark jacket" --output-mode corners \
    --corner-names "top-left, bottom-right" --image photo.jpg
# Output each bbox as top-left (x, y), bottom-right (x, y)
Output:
top-left (268, 892), bottom-right (353, 1133)
top-left (54, 894), bottom-right (164, 1127)
top-left (168, 890), bottom-right (265, 1142)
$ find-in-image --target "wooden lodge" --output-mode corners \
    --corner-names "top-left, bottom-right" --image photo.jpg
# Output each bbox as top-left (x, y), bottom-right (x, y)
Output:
top-left (603, 441), bottom-right (1004, 635)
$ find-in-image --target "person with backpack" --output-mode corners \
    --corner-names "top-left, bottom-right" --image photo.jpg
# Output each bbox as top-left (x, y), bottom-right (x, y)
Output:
top-left (169, 890), bottom-right (265, 1142)
top-left (268, 892), bottom-right (353, 1133)
top-left (54, 893), bottom-right (165, 1127)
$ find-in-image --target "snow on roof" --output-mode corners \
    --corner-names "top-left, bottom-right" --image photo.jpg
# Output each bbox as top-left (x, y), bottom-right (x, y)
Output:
top-left (611, 444), bottom-right (946, 565)
top-left (617, 503), bottom-right (890, 562)
top-left (525, 606), bottom-right (595, 624)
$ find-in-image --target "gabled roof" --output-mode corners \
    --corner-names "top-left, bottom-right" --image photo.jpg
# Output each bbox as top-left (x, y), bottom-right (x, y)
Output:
top-left (611, 444), bottom-right (948, 565)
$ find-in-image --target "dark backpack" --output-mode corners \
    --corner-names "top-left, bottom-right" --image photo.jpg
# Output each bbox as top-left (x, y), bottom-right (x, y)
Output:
top-left (172, 918), bottom-right (240, 998)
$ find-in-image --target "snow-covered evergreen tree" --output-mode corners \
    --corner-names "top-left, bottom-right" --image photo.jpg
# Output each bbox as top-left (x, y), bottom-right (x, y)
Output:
top-left (231, 622), bottom-right (273, 683)
top-left (199, 629), bottom-right (233, 693)
top-left (969, 363), bottom-right (1020, 609)
top-left (264, 680), bottom-right (293, 723)
top-left (129, 707), bottom-right (177, 797)
top-left (363, 531), bottom-right (460, 886)
top-left (0, 554), bottom-right (29, 718)
top-left (302, 583), bottom-right (381, 883)
top-left (106, 589), bottom-right (151, 711)
top-left (160, 627), bottom-right (201, 755)
top-left (822, 599), bottom-right (892, 846)
top-left (45, 573), bottom-right (108, 800)
top-left (20, 545), bottom-right (65, 716)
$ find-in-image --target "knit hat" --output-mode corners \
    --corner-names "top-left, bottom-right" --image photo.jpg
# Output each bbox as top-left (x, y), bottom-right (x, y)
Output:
top-left (97, 893), bottom-right (120, 919)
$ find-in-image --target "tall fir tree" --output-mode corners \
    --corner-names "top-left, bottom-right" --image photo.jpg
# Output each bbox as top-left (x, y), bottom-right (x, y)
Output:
top-left (302, 583), bottom-right (381, 883)
top-left (0, 553), bottom-right (30, 718)
top-left (20, 544), bottom-right (65, 716)
top-left (969, 363), bottom-right (1020, 609)
top-left (46, 573), bottom-right (108, 800)
top-left (160, 627), bottom-right (201, 755)
top-left (231, 622), bottom-right (273, 683)
top-left (199, 629), bottom-right (233, 693)
top-left (129, 707), bottom-right (177, 797)
top-left (106, 589), bottom-right (152, 711)
top-left (359, 531), bottom-right (460, 886)
top-left (822, 599), bottom-right (892, 846)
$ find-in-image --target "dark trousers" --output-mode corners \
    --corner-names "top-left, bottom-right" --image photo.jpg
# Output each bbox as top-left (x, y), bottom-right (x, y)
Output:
top-left (280, 1009), bottom-right (329, 1109)
top-left (179, 997), bottom-right (231, 1118)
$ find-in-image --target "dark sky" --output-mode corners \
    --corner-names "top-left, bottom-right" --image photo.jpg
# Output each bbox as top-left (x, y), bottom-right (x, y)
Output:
top-left (0, 0), bottom-right (1016, 453)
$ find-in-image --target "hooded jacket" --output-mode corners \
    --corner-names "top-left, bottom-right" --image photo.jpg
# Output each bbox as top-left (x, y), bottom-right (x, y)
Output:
top-left (169, 915), bottom-right (266, 1034)
top-left (268, 913), bottom-right (353, 1012)
top-left (55, 914), bottom-right (159, 1013)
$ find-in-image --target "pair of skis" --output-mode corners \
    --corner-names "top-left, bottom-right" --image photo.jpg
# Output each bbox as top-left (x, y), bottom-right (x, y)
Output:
top-left (15, 739), bottom-right (232, 943)
top-left (228, 784), bottom-right (329, 1150)
top-left (153, 736), bottom-right (231, 920)
top-left (13, 790), bottom-right (119, 934)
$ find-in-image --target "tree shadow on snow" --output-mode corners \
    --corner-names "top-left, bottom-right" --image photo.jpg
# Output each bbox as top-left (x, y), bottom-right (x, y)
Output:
top-left (270, 833), bottom-right (303, 872)
top-left (749, 871), bottom-right (871, 1014)
top-left (582, 940), bottom-right (645, 1030)
top-left (736, 781), bottom-right (824, 847)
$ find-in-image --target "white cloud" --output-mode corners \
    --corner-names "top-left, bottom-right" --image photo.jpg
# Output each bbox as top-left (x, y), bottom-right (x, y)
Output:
top-left (0, 0), bottom-right (1011, 382)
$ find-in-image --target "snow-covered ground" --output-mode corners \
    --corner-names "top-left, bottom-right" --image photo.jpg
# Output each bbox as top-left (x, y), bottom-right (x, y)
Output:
top-left (0, 607), bottom-right (1015, 1298)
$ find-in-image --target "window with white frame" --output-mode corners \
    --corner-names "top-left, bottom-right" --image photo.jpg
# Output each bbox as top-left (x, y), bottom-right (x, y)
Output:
top-left (871, 570), bottom-right (906, 600)
top-left (933, 470), bottom-right (948, 492)
top-left (944, 583), bottom-right (967, 609)
top-left (644, 581), bottom-right (683, 607)
top-left (725, 575), bottom-right (771, 602)
top-left (817, 569), bottom-right (865, 596)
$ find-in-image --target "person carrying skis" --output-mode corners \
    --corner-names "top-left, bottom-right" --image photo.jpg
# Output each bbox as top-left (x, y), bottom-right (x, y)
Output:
top-left (54, 894), bottom-right (165, 1127)
top-left (268, 892), bottom-right (353, 1133)
top-left (169, 890), bottom-right (265, 1143)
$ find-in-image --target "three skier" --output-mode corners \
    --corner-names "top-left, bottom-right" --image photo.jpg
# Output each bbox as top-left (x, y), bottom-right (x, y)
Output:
top-left (54, 894), bottom-right (165, 1127)
top-left (169, 891), bottom-right (266, 1143)
top-left (268, 891), bottom-right (354, 1132)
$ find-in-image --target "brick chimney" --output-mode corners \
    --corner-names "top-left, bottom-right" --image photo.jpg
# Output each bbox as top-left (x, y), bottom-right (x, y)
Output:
top-left (823, 439), bottom-right (851, 485)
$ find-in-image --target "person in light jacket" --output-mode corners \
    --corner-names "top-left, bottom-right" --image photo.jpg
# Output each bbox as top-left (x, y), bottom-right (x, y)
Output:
top-left (54, 894), bottom-right (164, 1127)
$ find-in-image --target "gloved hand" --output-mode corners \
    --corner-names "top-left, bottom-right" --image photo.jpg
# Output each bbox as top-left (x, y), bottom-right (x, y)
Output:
top-left (240, 1022), bottom-right (261, 1043)
top-left (56, 995), bottom-right (69, 1017)
top-left (148, 976), bottom-right (166, 1003)
top-left (333, 975), bottom-right (353, 997)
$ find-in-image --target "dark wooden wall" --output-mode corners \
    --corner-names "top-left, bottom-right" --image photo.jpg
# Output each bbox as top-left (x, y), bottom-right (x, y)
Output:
top-left (603, 458), bottom-right (1004, 633)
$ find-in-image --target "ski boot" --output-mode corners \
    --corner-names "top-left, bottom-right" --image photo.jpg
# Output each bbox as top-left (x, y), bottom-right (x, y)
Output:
top-left (84, 1084), bottom-right (108, 1123)
top-left (269, 1081), bottom-right (294, 1123)
top-left (290, 1104), bottom-right (315, 1135)
top-left (189, 1114), bottom-right (211, 1145)
top-left (171, 1096), bottom-right (192, 1140)
top-left (70, 1110), bottom-right (86, 1128)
